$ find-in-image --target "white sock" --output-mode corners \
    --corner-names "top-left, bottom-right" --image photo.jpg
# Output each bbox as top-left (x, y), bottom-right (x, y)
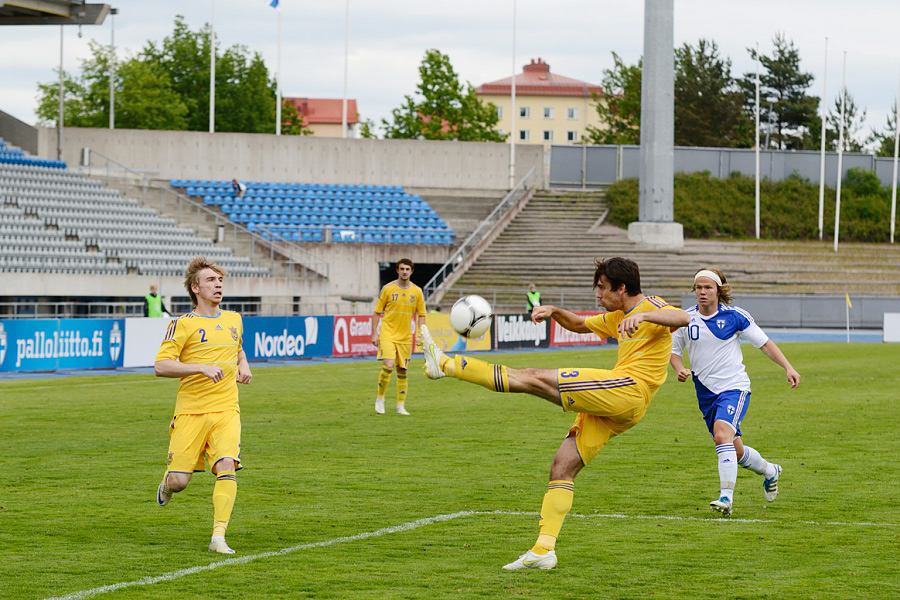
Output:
top-left (716, 443), bottom-right (737, 501)
top-left (738, 445), bottom-right (776, 478)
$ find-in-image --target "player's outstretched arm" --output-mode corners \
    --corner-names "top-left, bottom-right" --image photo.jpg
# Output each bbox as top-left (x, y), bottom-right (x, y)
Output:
top-left (532, 305), bottom-right (590, 333)
top-left (759, 340), bottom-right (800, 388)
top-left (619, 309), bottom-right (690, 337)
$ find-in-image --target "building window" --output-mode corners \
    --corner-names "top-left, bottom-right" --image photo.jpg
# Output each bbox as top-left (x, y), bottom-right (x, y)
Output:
top-left (519, 106), bottom-right (530, 118)
top-left (497, 129), bottom-right (506, 137)
top-left (543, 107), bottom-right (554, 119)
top-left (567, 131), bottom-right (578, 142)
top-left (567, 107), bottom-right (578, 120)
top-left (543, 130), bottom-right (553, 142)
top-left (519, 130), bottom-right (530, 141)
top-left (496, 106), bottom-right (503, 120)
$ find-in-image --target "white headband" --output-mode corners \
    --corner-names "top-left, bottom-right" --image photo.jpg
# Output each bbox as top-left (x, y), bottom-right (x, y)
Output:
top-left (694, 269), bottom-right (723, 286)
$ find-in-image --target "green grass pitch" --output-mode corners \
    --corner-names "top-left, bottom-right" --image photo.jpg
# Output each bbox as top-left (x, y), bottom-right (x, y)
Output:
top-left (1, 343), bottom-right (898, 599)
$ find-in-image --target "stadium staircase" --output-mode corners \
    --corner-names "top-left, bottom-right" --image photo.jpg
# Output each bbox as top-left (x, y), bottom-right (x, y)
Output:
top-left (443, 190), bottom-right (900, 311)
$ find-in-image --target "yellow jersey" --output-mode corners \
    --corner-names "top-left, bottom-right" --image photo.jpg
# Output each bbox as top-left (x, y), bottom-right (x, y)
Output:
top-left (584, 296), bottom-right (679, 392)
top-left (375, 281), bottom-right (426, 341)
top-left (156, 310), bottom-right (244, 415)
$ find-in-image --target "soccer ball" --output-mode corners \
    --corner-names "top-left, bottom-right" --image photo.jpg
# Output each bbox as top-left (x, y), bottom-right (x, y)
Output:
top-left (449, 295), bottom-right (493, 338)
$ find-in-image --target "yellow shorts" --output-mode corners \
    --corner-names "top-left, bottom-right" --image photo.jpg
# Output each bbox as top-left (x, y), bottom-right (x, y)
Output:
top-left (557, 368), bottom-right (651, 465)
top-left (166, 410), bottom-right (242, 475)
top-left (378, 336), bottom-right (413, 369)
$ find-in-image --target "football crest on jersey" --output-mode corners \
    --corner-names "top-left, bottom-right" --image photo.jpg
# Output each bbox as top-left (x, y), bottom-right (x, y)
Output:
top-left (229, 326), bottom-right (239, 341)
top-left (716, 319), bottom-right (725, 329)
top-left (726, 404), bottom-right (736, 415)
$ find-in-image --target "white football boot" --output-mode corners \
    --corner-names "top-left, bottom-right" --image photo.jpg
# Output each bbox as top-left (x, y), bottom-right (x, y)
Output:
top-left (419, 325), bottom-right (445, 380)
top-left (502, 549), bottom-right (558, 570)
top-left (208, 536), bottom-right (235, 555)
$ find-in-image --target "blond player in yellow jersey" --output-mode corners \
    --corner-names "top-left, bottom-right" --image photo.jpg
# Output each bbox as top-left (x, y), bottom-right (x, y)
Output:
top-left (420, 257), bottom-right (689, 570)
top-left (372, 258), bottom-right (426, 416)
top-left (154, 257), bottom-right (252, 555)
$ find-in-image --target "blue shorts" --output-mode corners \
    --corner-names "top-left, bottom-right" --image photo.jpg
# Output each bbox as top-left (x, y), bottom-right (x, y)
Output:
top-left (692, 376), bottom-right (749, 438)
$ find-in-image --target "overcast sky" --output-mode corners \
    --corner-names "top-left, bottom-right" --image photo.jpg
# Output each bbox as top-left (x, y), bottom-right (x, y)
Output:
top-left (1, 0), bottom-right (898, 146)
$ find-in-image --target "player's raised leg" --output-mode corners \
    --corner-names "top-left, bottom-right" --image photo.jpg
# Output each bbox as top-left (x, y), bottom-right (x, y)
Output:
top-left (420, 325), bottom-right (559, 403)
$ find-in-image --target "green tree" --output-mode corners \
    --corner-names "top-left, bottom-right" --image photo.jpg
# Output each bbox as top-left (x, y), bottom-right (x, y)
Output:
top-left (280, 99), bottom-right (312, 136)
top-left (35, 16), bottom-right (296, 134)
top-left (826, 91), bottom-right (867, 152)
top-left (740, 32), bottom-right (819, 150)
top-left (585, 52), bottom-right (642, 145)
top-left (114, 60), bottom-right (189, 130)
top-left (358, 116), bottom-right (378, 139)
top-left (674, 39), bottom-right (752, 147)
top-left (867, 101), bottom-right (898, 157)
top-left (383, 49), bottom-right (506, 142)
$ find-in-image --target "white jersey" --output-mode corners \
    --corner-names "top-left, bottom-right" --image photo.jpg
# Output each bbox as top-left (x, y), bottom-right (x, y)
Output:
top-left (671, 303), bottom-right (769, 394)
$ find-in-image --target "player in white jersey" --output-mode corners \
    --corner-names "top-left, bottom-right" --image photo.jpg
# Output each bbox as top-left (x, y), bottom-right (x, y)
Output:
top-left (670, 267), bottom-right (800, 516)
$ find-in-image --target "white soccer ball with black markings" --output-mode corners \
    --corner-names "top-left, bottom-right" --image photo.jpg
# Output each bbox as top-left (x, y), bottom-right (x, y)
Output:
top-left (449, 295), bottom-right (494, 338)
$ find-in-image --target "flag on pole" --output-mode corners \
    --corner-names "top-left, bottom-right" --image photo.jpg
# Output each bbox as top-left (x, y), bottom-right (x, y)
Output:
top-left (270, 0), bottom-right (279, 7)
top-left (845, 293), bottom-right (852, 308)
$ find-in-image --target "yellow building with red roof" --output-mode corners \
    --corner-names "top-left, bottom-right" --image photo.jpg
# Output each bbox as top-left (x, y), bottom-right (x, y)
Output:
top-left (476, 58), bottom-right (604, 145)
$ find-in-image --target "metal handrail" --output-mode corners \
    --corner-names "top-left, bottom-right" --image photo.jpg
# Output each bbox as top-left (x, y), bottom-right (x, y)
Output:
top-left (422, 166), bottom-right (536, 301)
top-left (82, 149), bottom-right (330, 280)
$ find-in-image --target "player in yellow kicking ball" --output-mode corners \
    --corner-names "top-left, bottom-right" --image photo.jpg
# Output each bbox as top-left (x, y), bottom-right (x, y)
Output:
top-left (154, 256), bottom-right (252, 555)
top-left (420, 257), bottom-right (689, 570)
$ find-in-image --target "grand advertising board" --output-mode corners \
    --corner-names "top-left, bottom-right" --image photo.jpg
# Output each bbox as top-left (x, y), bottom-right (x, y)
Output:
top-left (0, 318), bottom-right (125, 372)
top-left (332, 315), bottom-right (377, 357)
top-left (494, 313), bottom-right (550, 349)
top-left (549, 311), bottom-right (611, 347)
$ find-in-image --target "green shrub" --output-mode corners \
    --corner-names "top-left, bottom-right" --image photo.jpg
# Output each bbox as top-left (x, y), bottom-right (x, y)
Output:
top-left (605, 169), bottom-right (896, 242)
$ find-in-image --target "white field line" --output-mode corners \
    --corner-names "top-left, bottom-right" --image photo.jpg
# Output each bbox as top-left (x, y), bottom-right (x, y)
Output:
top-left (48, 509), bottom-right (900, 600)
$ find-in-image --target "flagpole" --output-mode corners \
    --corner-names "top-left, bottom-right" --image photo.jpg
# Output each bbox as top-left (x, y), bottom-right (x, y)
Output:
top-left (891, 67), bottom-right (900, 244)
top-left (834, 51), bottom-right (846, 252)
top-left (817, 37), bottom-right (828, 240)
top-left (509, 0), bottom-right (517, 190)
top-left (341, 0), bottom-right (349, 138)
top-left (845, 294), bottom-right (851, 343)
top-left (754, 43), bottom-right (760, 239)
top-left (276, 4), bottom-right (282, 135)
top-left (209, 0), bottom-right (216, 133)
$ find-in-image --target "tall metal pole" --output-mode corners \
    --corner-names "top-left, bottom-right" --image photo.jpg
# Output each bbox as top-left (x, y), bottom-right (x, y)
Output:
top-left (209, 0), bottom-right (216, 133)
top-left (509, 0), bottom-right (517, 189)
top-left (341, 0), bottom-right (349, 138)
top-left (891, 69), bottom-right (900, 244)
top-left (58, 25), bottom-right (64, 161)
top-left (754, 44), bottom-right (760, 239)
top-left (109, 8), bottom-right (117, 129)
top-left (817, 37), bottom-right (828, 240)
top-left (276, 6), bottom-right (282, 135)
top-left (834, 51), bottom-right (846, 253)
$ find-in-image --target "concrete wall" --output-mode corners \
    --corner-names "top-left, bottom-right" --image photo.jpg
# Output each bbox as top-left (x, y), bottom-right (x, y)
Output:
top-left (681, 294), bottom-right (900, 329)
top-left (0, 109), bottom-right (38, 154)
top-left (5, 242), bottom-right (451, 308)
top-left (35, 127), bottom-right (544, 191)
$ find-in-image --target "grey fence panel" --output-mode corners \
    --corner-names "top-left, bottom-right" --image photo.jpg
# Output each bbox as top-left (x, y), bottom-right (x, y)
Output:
top-left (622, 145), bottom-right (641, 179)
top-left (679, 294), bottom-right (900, 329)
top-left (555, 145), bottom-right (899, 188)
top-left (585, 146), bottom-right (618, 184)
top-left (549, 145), bottom-right (587, 187)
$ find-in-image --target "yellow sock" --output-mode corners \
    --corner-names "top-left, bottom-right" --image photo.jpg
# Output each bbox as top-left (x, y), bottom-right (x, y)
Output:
top-left (450, 355), bottom-right (509, 392)
top-left (531, 480), bottom-right (574, 554)
top-left (212, 470), bottom-right (237, 537)
top-left (377, 367), bottom-right (392, 398)
top-left (396, 372), bottom-right (408, 406)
